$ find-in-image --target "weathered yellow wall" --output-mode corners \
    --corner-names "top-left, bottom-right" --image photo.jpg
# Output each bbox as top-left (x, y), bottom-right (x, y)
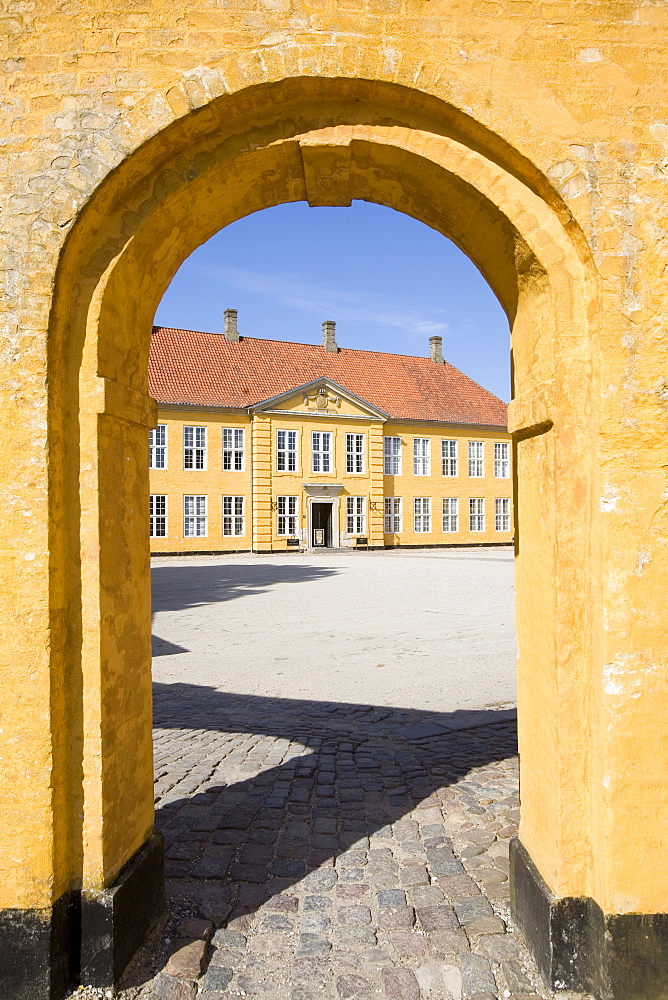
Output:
top-left (0, 1), bottom-right (666, 935)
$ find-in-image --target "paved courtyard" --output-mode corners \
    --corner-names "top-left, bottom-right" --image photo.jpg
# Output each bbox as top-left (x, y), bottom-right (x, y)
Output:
top-left (74, 550), bottom-right (582, 1000)
top-left (151, 549), bottom-right (517, 713)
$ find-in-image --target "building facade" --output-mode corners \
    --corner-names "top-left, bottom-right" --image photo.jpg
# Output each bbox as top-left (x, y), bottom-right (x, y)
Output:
top-left (148, 316), bottom-right (512, 553)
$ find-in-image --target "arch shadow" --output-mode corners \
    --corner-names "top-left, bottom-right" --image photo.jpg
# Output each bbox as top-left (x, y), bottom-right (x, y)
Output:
top-left (129, 682), bottom-right (518, 990)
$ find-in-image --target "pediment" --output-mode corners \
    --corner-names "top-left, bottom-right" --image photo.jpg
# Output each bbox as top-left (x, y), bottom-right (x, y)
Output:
top-left (251, 378), bottom-right (388, 420)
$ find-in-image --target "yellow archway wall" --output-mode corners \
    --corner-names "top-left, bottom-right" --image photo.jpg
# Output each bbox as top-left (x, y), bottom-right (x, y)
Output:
top-left (69, 98), bottom-right (596, 892)
top-left (2, 7), bottom-right (668, 998)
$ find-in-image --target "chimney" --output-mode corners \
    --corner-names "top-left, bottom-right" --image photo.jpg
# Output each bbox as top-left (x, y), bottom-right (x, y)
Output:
top-left (429, 335), bottom-right (444, 364)
top-left (224, 308), bottom-right (239, 342)
top-left (322, 319), bottom-right (338, 353)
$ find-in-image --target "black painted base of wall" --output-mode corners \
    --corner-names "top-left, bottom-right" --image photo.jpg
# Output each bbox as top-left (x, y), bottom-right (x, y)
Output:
top-left (153, 548), bottom-right (252, 556)
top-left (150, 542), bottom-right (514, 557)
top-left (510, 837), bottom-right (668, 1000)
top-left (0, 833), bottom-right (164, 1000)
top-left (81, 832), bottom-right (165, 986)
top-left (381, 541), bottom-right (513, 550)
top-left (0, 892), bottom-right (79, 1000)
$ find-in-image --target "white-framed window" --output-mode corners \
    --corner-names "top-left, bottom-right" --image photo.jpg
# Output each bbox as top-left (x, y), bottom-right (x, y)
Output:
top-left (384, 497), bottom-right (401, 533)
top-left (468, 440), bottom-right (484, 478)
top-left (346, 433), bottom-right (365, 474)
top-left (346, 496), bottom-right (366, 534)
top-left (494, 441), bottom-right (510, 478)
top-left (312, 431), bottom-right (332, 473)
top-left (149, 494), bottom-right (167, 537)
top-left (495, 497), bottom-right (511, 532)
top-left (413, 438), bottom-right (430, 476)
top-left (384, 436), bottom-right (401, 475)
top-left (441, 439), bottom-right (457, 477)
top-left (223, 428), bottom-right (244, 471)
top-left (149, 425), bottom-right (167, 469)
top-left (184, 495), bottom-right (207, 537)
top-left (277, 429), bottom-right (297, 472)
top-left (184, 426), bottom-right (206, 470)
top-left (442, 497), bottom-right (459, 533)
top-left (277, 495), bottom-right (299, 536)
top-left (222, 495), bottom-right (245, 536)
top-left (414, 497), bottom-right (431, 533)
top-left (469, 498), bottom-right (485, 532)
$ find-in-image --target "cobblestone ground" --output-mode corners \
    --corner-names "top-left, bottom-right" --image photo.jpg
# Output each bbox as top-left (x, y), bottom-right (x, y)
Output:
top-left (88, 684), bottom-right (579, 1000)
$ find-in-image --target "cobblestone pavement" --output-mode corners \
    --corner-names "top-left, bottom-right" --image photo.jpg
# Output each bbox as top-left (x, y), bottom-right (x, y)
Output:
top-left (96, 683), bottom-right (578, 1000)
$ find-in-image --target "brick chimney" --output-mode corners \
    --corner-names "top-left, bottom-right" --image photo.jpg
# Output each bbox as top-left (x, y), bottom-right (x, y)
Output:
top-left (224, 308), bottom-right (239, 342)
top-left (322, 319), bottom-right (338, 353)
top-left (429, 335), bottom-right (444, 364)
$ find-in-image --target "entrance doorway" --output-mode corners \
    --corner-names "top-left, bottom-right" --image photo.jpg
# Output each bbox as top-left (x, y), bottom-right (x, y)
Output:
top-left (311, 502), bottom-right (333, 547)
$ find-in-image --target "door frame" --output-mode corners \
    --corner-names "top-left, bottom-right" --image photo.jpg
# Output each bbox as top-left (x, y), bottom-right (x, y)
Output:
top-left (304, 487), bottom-right (343, 549)
top-left (309, 500), bottom-right (334, 548)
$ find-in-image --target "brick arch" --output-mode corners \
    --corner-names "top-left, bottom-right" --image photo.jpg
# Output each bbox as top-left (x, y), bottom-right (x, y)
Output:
top-left (48, 77), bottom-right (598, 990)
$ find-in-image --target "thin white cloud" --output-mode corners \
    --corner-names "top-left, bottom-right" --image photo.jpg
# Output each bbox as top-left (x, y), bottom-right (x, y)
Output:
top-left (189, 262), bottom-right (450, 343)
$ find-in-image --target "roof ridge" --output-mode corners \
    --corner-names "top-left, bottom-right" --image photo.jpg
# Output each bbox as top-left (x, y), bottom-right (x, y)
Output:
top-left (151, 325), bottom-right (505, 404)
top-left (149, 325), bottom-right (509, 423)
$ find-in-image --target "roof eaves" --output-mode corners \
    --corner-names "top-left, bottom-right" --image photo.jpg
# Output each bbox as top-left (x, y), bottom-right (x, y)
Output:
top-left (153, 400), bottom-right (249, 413)
top-left (388, 416), bottom-right (508, 430)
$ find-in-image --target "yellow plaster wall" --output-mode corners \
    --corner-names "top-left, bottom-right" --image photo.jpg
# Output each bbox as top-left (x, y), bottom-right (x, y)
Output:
top-left (149, 408), bottom-right (252, 553)
top-left (148, 407), bottom-right (509, 553)
top-left (1, 0), bottom-right (666, 929)
top-left (264, 409), bottom-right (383, 548)
top-left (383, 421), bottom-right (513, 547)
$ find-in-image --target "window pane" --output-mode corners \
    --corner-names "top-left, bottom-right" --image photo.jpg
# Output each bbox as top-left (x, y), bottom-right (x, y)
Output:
top-left (184, 426), bottom-right (206, 470)
top-left (277, 496), bottom-right (298, 535)
top-left (222, 495), bottom-right (245, 536)
top-left (495, 497), bottom-right (510, 531)
top-left (469, 498), bottom-right (484, 531)
top-left (149, 425), bottom-right (167, 469)
top-left (494, 441), bottom-right (510, 478)
top-left (346, 496), bottom-right (365, 534)
top-left (413, 497), bottom-right (431, 532)
top-left (384, 497), bottom-right (401, 533)
top-left (384, 436), bottom-right (401, 475)
top-left (441, 439), bottom-right (457, 476)
top-left (149, 494), bottom-right (167, 537)
top-left (442, 497), bottom-right (458, 532)
top-left (413, 438), bottom-right (430, 475)
top-left (468, 441), bottom-right (483, 477)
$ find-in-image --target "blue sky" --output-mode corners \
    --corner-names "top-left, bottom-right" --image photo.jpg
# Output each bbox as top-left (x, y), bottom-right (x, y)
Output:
top-left (155, 201), bottom-right (511, 402)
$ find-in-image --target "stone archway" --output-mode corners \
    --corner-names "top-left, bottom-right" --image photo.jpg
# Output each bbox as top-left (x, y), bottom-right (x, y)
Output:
top-left (50, 75), bottom-right (596, 989)
top-left (4, 57), bottom-right (667, 1000)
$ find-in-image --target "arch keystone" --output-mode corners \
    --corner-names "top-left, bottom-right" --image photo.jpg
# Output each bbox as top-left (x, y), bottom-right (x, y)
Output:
top-left (298, 137), bottom-right (352, 207)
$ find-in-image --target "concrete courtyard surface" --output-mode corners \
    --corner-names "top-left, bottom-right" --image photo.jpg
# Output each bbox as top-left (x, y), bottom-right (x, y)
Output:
top-left (151, 549), bottom-right (517, 714)
top-left (69, 549), bottom-right (581, 1000)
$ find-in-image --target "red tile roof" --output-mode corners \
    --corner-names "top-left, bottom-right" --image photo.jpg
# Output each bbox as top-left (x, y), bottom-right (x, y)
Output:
top-left (149, 327), bottom-right (507, 427)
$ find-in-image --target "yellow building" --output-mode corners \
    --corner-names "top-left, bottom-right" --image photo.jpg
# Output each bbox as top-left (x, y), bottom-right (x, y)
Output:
top-left (148, 313), bottom-right (512, 553)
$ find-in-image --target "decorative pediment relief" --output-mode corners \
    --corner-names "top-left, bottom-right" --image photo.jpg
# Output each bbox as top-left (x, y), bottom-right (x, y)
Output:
top-left (303, 386), bottom-right (342, 411)
top-left (251, 378), bottom-right (388, 420)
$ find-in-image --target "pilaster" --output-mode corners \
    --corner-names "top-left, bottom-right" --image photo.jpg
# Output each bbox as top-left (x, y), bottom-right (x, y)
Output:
top-left (251, 415), bottom-right (273, 551)
top-left (368, 421), bottom-right (386, 547)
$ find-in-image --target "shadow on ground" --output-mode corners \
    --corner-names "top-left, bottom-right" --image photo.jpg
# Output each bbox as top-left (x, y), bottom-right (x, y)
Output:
top-left (152, 561), bottom-right (342, 613)
top-left (132, 684), bottom-right (518, 990)
top-left (151, 561), bottom-right (342, 656)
